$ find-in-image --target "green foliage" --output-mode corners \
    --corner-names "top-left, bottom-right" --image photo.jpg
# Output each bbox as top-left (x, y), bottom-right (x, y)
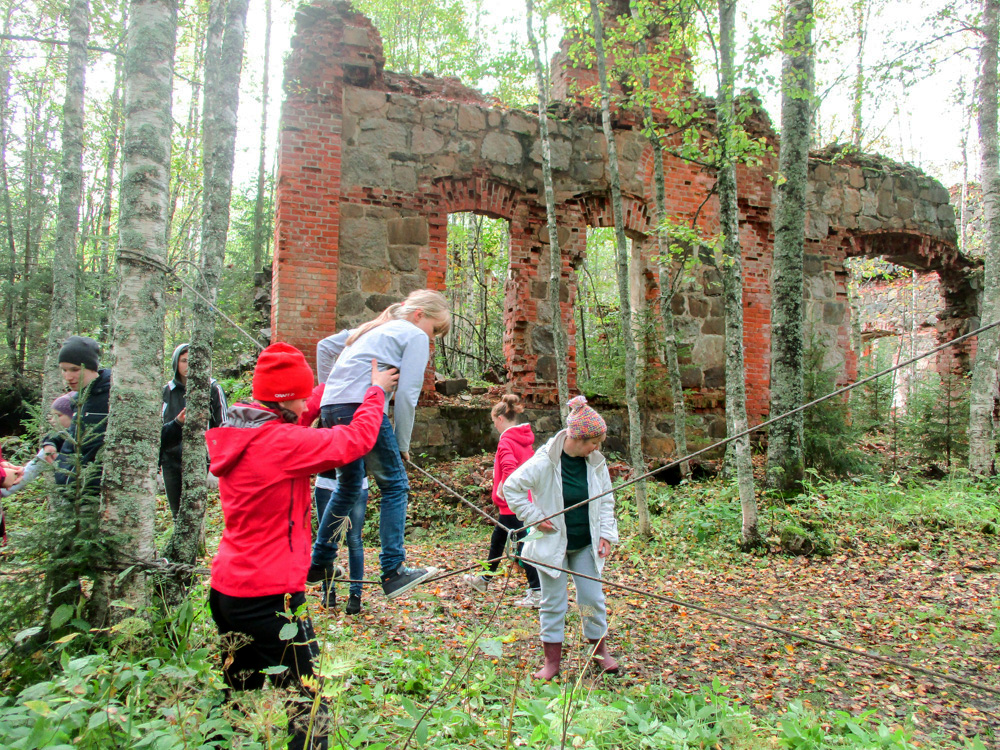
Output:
top-left (0, 598), bottom-right (233, 749)
top-left (802, 336), bottom-right (868, 476)
top-left (901, 370), bottom-right (970, 470)
top-left (849, 337), bottom-right (896, 434)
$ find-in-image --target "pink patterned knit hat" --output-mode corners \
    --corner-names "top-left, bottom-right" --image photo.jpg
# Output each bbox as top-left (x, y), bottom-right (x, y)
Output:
top-left (566, 395), bottom-right (607, 439)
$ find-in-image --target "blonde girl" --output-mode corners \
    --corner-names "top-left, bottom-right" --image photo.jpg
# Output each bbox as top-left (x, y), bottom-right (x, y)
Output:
top-left (310, 290), bottom-right (451, 600)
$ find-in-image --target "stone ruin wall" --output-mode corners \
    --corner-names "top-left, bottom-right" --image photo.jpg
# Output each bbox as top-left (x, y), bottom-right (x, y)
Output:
top-left (272, 1), bottom-right (975, 456)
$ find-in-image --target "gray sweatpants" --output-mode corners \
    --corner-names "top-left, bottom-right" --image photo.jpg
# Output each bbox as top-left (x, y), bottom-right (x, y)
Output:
top-left (538, 545), bottom-right (608, 644)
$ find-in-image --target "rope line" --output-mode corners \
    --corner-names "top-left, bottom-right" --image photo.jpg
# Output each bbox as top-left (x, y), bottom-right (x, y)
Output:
top-left (514, 554), bottom-right (1000, 699)
top-left (521, 317), bottom-right (1000, 533)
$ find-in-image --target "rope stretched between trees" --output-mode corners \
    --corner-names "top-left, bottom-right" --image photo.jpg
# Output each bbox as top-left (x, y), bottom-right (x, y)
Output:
top-left (520, 317), bottom-right (1000, 533)
top-left (513, 553), bottom-right (1000, 699)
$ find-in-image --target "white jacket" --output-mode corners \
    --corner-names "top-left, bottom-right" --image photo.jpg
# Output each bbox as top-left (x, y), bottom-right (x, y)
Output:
top-left (502, 430), bottom-right (618, 579)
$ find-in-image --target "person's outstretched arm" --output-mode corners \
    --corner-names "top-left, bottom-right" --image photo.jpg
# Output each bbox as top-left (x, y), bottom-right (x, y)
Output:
top-left (393, 332), bottom-right (430, 457)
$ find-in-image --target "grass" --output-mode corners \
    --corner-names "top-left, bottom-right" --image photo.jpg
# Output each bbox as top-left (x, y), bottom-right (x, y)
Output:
top-left (0, 458), bottom-right (997, 748)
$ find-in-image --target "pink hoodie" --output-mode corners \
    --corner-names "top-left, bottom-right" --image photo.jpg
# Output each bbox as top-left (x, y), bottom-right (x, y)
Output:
top-left (492, 422), bottom-right (535, 514)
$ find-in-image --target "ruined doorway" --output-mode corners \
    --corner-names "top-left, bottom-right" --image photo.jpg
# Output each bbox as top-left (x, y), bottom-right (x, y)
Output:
top-left (439, 213), bottom-right (510, 383)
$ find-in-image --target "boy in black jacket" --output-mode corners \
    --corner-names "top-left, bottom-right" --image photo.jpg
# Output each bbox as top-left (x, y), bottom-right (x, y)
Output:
top-left (160, 343), bottom-right (228, 518)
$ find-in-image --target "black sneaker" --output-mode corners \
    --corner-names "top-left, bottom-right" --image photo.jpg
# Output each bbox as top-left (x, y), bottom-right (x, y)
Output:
top-left (306, 562), bottom-right (333, 586)
top-left (346, 594), bottom-right (362, 615)
top-left (381, 565), bottom-right (440, 600)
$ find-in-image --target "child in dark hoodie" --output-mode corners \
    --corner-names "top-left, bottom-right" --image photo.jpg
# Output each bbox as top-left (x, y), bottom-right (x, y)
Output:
top-left (461, 394), bottom-right (541, 607)
top-left (205, 342), bottom-right (397, 750)
top-left (160, 342), bottom-right (228, 518)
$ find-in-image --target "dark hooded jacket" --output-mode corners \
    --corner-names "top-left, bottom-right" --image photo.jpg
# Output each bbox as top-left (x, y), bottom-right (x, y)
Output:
top-left (206, 385), bottom-right (385, 597)
top-left (43, 369), bottom-right (112, 493)
top-left (161, 343), bottom-right (227, 468)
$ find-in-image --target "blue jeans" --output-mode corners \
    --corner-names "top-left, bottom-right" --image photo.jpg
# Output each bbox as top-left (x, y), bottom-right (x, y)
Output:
top-left (312, 403), bottom-right (409, 577)
top-left (314, 476), bottom-right (368, 597)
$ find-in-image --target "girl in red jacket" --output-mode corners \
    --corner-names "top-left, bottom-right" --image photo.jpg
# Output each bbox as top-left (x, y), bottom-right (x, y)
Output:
top-left (462, 394), bottom-right (541, 608)
top-left (206, 342), bottom-right (398, 750)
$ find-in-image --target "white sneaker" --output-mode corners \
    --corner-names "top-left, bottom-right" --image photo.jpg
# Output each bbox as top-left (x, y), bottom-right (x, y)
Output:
top-left (462, 574), bottom-right (489, 593)
top-left (515, 588), bottom-right (542, 608)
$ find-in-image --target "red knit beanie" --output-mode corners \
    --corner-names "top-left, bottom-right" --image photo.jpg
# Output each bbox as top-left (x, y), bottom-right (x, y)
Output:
top-left (252, 343), bottom-right (314, 402)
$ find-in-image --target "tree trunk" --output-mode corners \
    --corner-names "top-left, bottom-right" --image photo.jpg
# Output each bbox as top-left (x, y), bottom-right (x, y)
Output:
top-left (166, 0), bottom-right (249, 572)
top-left (766, 0), bottom-right (813, 492)
top-left (718, 0), bottom-right (761, 550)
top-left (0, 14), bottom-right (17, 359)
top-left (629, 0), bottom-right (689, 475)
top-left (526, 0), bottom-right (569, 421)
top-left (250, 0), bottom-right (271, 273)
top-left (970, 0), bottom-right (1000, 474)
top-left (588, 0), bottom-right (650, 536)
top-left (42, 0), bottom-right (90, 410)
top-left (92, 0), bottom-right (178, 626)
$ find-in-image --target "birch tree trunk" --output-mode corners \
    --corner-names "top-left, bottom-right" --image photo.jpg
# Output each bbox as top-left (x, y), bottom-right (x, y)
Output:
top-left (718, 0), bottom-right (761, 549)
top-left (629, 0), bottom-right (689, 475)
top-left (166, 0), bottom-right (249, 571)
top-left (766, 0), bottom-right (813, 492)
top-left (91, 0), bottom-right (178, 625)
top-left (526, 0), bottom-right (569, 421)
top-left (588, 0), bottom-right (650, 536)
top-left (969, 0), bottom-right (1000, 475)
top-left (251, 0), bottom-right (271, 273)
top-left (42, 0), bottom-right (90, 410)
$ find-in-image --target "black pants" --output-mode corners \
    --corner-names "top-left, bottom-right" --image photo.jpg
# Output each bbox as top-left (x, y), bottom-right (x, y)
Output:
top-left (488, 513), bottom-right (540, 590)
top-left (163, 463), bottom-right (182, 519)
top-left (209, 589), bottom-right (328, 750)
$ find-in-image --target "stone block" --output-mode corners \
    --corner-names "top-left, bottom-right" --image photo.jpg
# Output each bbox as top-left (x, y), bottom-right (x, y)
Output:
top-left (391, 165), bottom-right (417, 192)
top-left (412, 126), bottom-right (445, 155)
top-left (703, 365), bottom-right (725, 389)
top-left (708, 417), bottom-right (728, 439)
top-left (505, 111), bottom-right (537, 135)
top-left (340, 217), bottom-right (388, 267)
top-left (528, 138), bottom-right (572, 170)
top-left (691, 335), bottom-right (724, 367)
top-left (877, 189), bottom-right (894, 217)
top-left (805, 210), bottom-right (829, 240)
top-left (803, 254), bottom-right (823, 275)
top-left (336, 291), bottom-right (365, 318)
top-left (342, 151), bottom-right (391, 188)
top-left (399, 273), bottom-right (425, 296)
top-left (365, 293), bottom-right (398, 313)
top-left (361, 268), bottom-right (392, 293)
top-left (937, 203), bottom-right (955, 223)
top-left (387, 216), bottom-right (429, 245)
top-left (680, 365), bottom-right (702, 389)
top-left (897, 196), bottom-right (914, 220)
top-left (687, 297), bottom-right (708, 318)
top-left (388, 245), bottom-right (421, 272)
top-left (340, 203), bottom-right (364, 218)
top-left (435, 378), bottom-right (468, 396)
top-left (812, 163), bottom-right (831, 183)
top-left (482, 132), bottom-right (523, 164)
top-left (342, 25), bottom-right (371, 47)
top-left (342, 114), bottom-right (358, 142)
top-left (670, 294), bottom-right (685, 316)
top-left (701, 317), bottom-right (724, 336)
top-left (535, 355), bottom-right (556, 381)
top-left (487, 110), bottom-right (501, 127)
top-left (842, 189), bottom-right (862, 214)
top-left (344, 88), bottom-right (387, 116)
top-left (457, 104), bottom-right (485, 131)
top-left (823, 301), bottom-right (845, 325)
top-left (861, 190), bottom-right (877, 216)
top-left (702, 268), bottom-right (723, 297)
top-left (848, 167), bottom-right (865, 188)
top-left (358, 119), bottom-right (408, 151)
top-left (531, 326), bottom-right (554, 355)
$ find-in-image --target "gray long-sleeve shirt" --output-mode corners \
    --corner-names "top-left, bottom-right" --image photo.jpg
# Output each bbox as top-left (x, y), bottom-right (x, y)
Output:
top-left (317, 320), bottom-right (429, 453)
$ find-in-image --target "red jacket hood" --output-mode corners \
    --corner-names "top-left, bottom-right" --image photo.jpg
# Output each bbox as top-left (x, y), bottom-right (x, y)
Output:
top-left (205, 388), bottom-right (385, 598)
top-left (493, 423), bottom-right (536, 514)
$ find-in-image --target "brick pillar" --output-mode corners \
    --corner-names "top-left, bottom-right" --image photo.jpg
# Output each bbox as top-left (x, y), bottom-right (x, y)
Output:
top-left (272, 4), bottom-right (383, 371)
top-left (742, 218), bottom-right (773, 422)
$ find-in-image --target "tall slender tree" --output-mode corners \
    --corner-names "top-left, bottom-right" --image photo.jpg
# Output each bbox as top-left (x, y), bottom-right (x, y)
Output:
top-left (628, 0), bottom-right (689, 475)
top-left (588, 0), bottom-right (650, 536)
top-left (42, 0), bottom-right (90, 411)
top-left (167, 0), bottom-right (249, 570)
top-left (92, 0), bottom-right (179, 624)
top-left (969, 0), bottom-right (1000, 474)
top-left (250, 0), bottom-right (272, 274)
top-left (526, 0), bottom-right (569, 420)
top-left (766, 0), bottom-right (814, 492)
top-left (717, 0), bottom-right (761, 549)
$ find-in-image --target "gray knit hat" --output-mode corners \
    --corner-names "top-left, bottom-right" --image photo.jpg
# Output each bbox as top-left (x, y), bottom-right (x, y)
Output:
top-left (58, 336), bottom-right (101, 371)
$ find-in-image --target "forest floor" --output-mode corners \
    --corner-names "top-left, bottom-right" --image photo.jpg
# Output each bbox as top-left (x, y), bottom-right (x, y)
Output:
top-left (230, 454), bottom-right (1000, 748)
top-left (1, 452), bottom-right (998, 749)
